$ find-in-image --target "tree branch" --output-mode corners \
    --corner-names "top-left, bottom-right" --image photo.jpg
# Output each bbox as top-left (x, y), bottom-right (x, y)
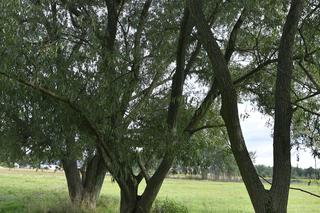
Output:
top-left (187, 124), bottom-right (225, 135)
top-left (131, 0), bottom-right (153, 80)
top-left (294, 91), bottom-right (320, 104)
top-left (293, 103), bottom-right (320, 117)
top-left (0, 71), bottom-right (116, 169)
top-left (167, 8), bottom-right (193, 130)
top-left (137, 155), bottom-right (150, 183)
top-left (224, 8), bottom-right (247, 63)
top-left (298, 61), bottom-right (320, 91)
top-left (259, 175), bottom-right (320, 199)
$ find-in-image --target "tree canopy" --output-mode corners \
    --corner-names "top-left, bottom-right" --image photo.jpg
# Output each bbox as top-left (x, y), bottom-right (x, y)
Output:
top-left (1, 0), bottom-right (320, 212)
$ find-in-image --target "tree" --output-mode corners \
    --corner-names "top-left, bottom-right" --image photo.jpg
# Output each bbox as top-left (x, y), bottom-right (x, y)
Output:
top-left (0, 87), bottom-right (107, 208)
top-left (2, 0), bottom-right (319, 212)
top-left (0, 1), bottom-right (208, 212)
top-left (187, 0), bottom-right (304, 212)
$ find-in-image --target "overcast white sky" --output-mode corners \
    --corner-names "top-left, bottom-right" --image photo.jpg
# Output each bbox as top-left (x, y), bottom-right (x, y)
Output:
top-left (238, 102), bottom-right (316, 169)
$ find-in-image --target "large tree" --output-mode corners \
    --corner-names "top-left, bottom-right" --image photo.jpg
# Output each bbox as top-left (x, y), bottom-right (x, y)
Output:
top-left (0, 86), bottom-right (107, 208)
top-left (2, 0), bottom-right (320, 212)
top-left (187, 0), bottom-right (304, 212)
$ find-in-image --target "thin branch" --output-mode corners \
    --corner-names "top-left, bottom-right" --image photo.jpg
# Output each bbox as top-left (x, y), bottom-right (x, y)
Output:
top-left (131, 0), bottom-right (153, 79)
top-left (259, 175), bottom-right (272, 185)
top-left (234, 58), bottom-right (277, 85)
top-left (298, 61), bottom-right (320, 91)
top-left (294, 91), bottom-right (320, 103)
top-left (135, 154), bottom-right (153, 184)
top-left (293, 103), bottom-right (320, 117)
top-left (185, 58), bottom-right (277, 133)
top-left (290, 186), bottom-right (320, 198)
top-left (259, 175), bottom-right (320, 199)
top-left (188, 124), bottom-right (225, 134)
top-left (137, 155), bottom-right (150, 183)
top-left (224, 8), bottom-right (247, 63)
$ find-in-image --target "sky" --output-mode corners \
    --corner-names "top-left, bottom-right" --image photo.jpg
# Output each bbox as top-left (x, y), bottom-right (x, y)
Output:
top-left (238, 102), bottom-right (317, 169)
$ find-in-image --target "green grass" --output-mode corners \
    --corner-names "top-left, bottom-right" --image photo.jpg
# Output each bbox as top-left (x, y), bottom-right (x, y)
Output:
top-left (0, 168), bottom-right (319, 212)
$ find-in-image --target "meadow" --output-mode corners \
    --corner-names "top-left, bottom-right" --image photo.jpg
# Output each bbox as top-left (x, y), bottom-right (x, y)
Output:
top-left (0, 168), bottom-right (319, 213)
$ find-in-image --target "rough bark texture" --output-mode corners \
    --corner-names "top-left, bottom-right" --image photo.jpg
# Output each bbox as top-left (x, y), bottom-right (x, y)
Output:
top-left (187, 0), bottom-right (304, 212)
top-left (119, 177), bottom-right (140, 213)
top-left (62, 158), bottom-right (83, 205)
top-left (270, 0), bottom-right (304, 212)
top-left (62, 154), bottom-right (107, 209)
top-left (81, 154), bottom-right (107, 208)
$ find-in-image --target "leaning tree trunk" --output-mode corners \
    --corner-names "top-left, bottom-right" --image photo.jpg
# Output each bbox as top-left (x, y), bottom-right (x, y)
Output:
top-left (187, 0), bottom-right (304, 212)
top-left (62, 154), bottom-right (107, 209)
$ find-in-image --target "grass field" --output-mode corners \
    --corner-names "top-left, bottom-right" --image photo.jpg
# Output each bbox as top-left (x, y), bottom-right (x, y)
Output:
top-left (0, 168), bottom-right (319, 213)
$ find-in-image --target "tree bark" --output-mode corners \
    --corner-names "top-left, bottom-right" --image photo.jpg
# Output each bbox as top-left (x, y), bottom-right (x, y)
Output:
top-left (187, 0), bottom-right (304, 212)
top-left (119, 178), bottom-right (140, 213)
top-left (81, 154), bottom-right (107, 208)
top-left (62, 154), bottom-right (107, 209)
top-left (270, 0), bottom-right (304, 212)
top-left (62, 158), bottom-right (83, 205)
top-left (187, 1), bottom-right (268, 211)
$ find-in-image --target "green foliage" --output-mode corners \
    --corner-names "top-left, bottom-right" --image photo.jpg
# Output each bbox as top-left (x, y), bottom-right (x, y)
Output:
top-left (152, 199), bottom-right (188, 213)
top-left (0, 1), bottom-right (320, 210)
top-left (255, 164), bottom-right (320, 179)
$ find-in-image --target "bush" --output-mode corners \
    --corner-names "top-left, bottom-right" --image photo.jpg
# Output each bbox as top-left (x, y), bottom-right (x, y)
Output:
top-left (152, 199), bottom-right (188, 213)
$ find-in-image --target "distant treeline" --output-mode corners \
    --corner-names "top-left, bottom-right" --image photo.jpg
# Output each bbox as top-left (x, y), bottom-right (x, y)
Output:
top-left (255, 165), bottom-right (320, 179)
top-left (169, 163), bottom-right (319, 181)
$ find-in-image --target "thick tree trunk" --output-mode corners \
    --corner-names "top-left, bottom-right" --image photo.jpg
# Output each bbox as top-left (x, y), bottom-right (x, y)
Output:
top-left (136, 155), bottom-right (174, 213)
top-left (81, 154), bottom-right (107, 208)
top-left (116, 7), bottom-right (192, 213)
top-left (62, 158), bottom-right (83, 205)
top-left (117, 175), bottom-right (141, 213)
top-left (120, 188), bottom-right (139, 213)
top-left (62, 154), bottom-right (107, 209)
top-left (116, 154), bottom-right (174, 213)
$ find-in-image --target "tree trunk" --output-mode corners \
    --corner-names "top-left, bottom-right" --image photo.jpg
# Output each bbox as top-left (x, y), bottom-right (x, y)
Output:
top-left (187, 0), bottom-right (304, 212)
top-left (187, 1), bottom-right (269, 211)
top-left (62, 154), bottom-right (107, 209)
top-left (201, 167), bottom-right (208, 180)
top-left (120, 188), bottom-right (139, 213)
top-left (270, 0), bottom-right (304, 212)
top-left (62, 158), bottom-right (83, 205)
top-left (117, 175), bottom-right (140, 213)
top-left (115, 154), bottom-right (174, 213)
top-left (81, 154), bottom-right (107, 208)
top-left (136, 155), bottom-right (174, 213)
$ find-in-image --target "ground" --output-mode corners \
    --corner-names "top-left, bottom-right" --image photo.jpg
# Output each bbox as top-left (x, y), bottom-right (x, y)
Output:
top-left (0, 168), bottom-right (319, 212)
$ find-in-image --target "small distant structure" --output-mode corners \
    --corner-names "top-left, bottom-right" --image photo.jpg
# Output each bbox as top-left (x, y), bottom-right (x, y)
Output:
top-left (40, 164), bottom-right (60, 170)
